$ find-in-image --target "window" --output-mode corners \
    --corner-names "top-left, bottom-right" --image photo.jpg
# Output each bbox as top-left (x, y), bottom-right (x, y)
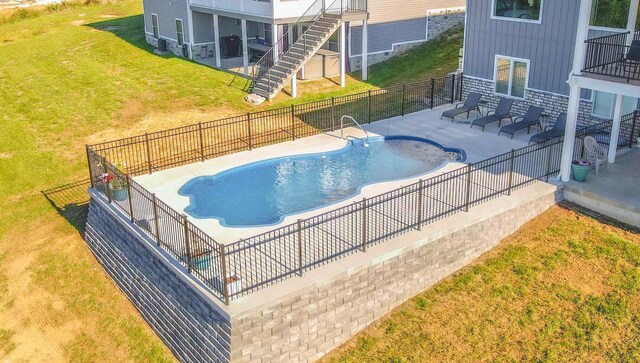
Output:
top-left (264, 23), bottom-right (273, 46)
top-left (590, 0), bottom-right (638, 29)
top-left (495, 56), bottom-right (529, 98)
top-left (176, 19), bottom-right (184, 46)
top-left (592, 91), bottom-right (639, 118)
top-left (493, 0), bottom-right (542, 22)
top-left (151, 14), bottom-right (159, 39)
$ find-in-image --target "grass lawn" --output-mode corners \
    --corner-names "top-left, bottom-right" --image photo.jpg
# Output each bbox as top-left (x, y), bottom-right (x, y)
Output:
top-left (321, 204), bottom-right (640, 362)
top-left (0, 0), bottom-right (461, 361)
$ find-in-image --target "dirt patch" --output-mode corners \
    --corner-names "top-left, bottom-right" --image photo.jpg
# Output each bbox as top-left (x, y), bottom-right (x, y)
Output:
top-left (100, 25), bottom-right (118, 31)
top-left (70, 20), bottom-right (85, 26)
top-left (99, 14), bottom-right (117, 18)
top-left (0, 152), bottom-right (13, 159)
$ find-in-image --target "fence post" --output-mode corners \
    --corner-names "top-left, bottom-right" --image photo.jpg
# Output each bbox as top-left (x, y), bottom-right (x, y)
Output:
top-left (152, 193), bottom-right (160, 246)
top-left (331, 97), bottom-right (336, 132)
top-left (85, 145), bottom-right (94, 188)
top-left (198, 122), bottom-right (205, 162)
top-left (430, 78), bottom-right (435, 109)
top-left (145, 132), bottom-right (152, 174)
top-left (545, 143), bottom-right (554, 182)
top-left (291, 105), bottom-right (296, 141)
top-left (508, 149), bottom-right (515, 196)
top-left (416, 179), bottom-right (424, 230)
top-left (182, 214), bottom-right (192, 274)
top-left (297, 219), bottom-right (303, 276)
top-left (450, 73), bottom-right (456, 104)
top-left (630, 110), bottom-right (638, 148)
top-left (126, 174), bottom-right (134, 223)
top-left (367, 90), bottom-right (372, 123)
top-left (220, 244), bottom-right (230, 305)
top-left (464, 165), bottom-right (472, 212)
top-left (401, 83), bottom-right (406, 116)
top-left (458, 72), bottom-right (464, 101)
top-left (361, 198), bottom-right (367, 252)
top-left (246, 113), bottom-right (253, 150)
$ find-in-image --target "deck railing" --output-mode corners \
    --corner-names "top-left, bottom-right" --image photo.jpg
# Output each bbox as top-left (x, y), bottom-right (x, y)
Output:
top-left (86, 73), bottom-right (639, 304)
top-left (582, 30), bottom-right (640, 83)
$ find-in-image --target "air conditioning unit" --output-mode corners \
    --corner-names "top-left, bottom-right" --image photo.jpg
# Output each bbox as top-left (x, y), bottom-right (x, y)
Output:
top-left (158, 38), bottom-right (168, 52)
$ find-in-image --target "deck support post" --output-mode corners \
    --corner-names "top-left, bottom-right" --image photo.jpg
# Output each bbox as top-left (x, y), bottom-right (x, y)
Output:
top-left (241, 19), bottom-right (249, 76)
top-left (608, 94), bottom-right (624, 163)
top-left (361, 19), bottom-right (368, 81)
top-left (340, 21), bottom-right (346, 87)
top-left (213, 14), bottom-right (221, 68)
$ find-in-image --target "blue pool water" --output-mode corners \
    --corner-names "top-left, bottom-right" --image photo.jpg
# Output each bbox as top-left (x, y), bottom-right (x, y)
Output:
top-left (179, 136), bottom-right (465, 227)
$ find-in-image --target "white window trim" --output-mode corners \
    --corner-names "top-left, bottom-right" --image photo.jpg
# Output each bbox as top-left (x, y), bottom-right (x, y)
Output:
top-left (490, 0), bottom-right (543, 24)
top-left (591, 90), bottom-right (615, 119)
top-left (493, 54), bottom-right (530, 100)
top-left (151, 13), bottom-right (159, 39)
top-left (176, 18), bottom-right (184, 46)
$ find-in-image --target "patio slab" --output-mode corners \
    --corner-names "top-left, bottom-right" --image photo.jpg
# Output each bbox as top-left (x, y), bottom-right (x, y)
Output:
top-left (564, 148), bottom-right (640, 228)
top-left (134, 105), bottom-right (534, 243)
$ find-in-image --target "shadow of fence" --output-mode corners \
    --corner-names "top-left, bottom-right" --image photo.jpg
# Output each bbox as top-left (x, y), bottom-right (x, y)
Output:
top-left (42, 179), bottom-right (91, 235)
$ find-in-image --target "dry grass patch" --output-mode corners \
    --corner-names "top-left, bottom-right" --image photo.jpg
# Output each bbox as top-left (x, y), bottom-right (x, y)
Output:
top-left (321, 205), bottom-right (640, 363)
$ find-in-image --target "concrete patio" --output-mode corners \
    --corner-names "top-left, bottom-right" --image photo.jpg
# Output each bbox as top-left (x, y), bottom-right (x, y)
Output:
top-left (564, 148), bottom-right (640, 228)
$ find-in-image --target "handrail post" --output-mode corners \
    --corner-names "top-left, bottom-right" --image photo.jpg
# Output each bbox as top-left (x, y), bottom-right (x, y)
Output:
top-left (126, 174), bottom-right (134, 222)
top-left (220, 244), bottom-right (230, 305)
top-left (297, 219), bottom-right (303, 276)
top-left (416, 179), bottom-right (424, 230)
top-left (182, 214), bottom-right (192, 274)
top-left (430, 78), bottom-right (435, 109)
top-left (85, 145), bottom-right (94, 188)
top-left (198, 122), bottom-right (205, 162)
top-left (246, 113), bottom-right (253, 150)
top-left (464, 165), bottom-right (472, 212)
top-left (361, 198), bottom-right (367, 252)
top-left (630, 110), bottom-right (638, 149)
top-left (401, 83), bottom-right (406, 116)
top-left (145, 132), bottom-right (152, 174)
top-left (508, 149), bottom-right (515, 196)
top-left (291, 105), bottom-right (296, 141)
top-left (152, 193), bottom-right (161, 246)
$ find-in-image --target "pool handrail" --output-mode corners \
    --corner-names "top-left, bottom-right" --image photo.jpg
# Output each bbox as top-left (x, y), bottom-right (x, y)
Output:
top-left (340, 115), bottom-right (370, 144)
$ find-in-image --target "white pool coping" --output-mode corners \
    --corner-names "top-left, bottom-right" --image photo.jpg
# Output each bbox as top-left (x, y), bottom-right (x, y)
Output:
top-left (134, 106), bottom-right (532, 244)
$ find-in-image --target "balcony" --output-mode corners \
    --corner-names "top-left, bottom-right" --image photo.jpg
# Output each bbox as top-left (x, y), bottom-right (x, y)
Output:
top-left (582, 30), bottom-right (640, 85)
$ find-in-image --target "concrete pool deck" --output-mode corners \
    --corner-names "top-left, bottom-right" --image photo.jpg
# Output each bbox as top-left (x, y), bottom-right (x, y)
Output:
top-left (134, 105), bottom-right (533, 244)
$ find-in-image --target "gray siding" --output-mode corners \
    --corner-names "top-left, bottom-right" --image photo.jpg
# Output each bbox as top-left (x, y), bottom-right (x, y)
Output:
top-left (350, 17), bottom-right (427, 56)
top-left (144, 0), bottom-right (191, 43)
top-left (463, 0), bottom-right (581, 96)
top-left (192, 11), bottom-right (214, 43)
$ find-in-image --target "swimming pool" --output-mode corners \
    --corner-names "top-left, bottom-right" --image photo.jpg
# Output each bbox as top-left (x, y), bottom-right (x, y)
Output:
top-left (179, 136), bottom-right (465, 227)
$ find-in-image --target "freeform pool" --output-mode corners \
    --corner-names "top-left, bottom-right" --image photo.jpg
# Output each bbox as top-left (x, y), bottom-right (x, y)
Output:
top-left (179, 136), bottom-right (465, 227)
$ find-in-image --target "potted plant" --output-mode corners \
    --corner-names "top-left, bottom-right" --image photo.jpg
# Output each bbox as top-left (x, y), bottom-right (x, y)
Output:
top-left (571, 159), bottom-right (592, 182)
top-left (100, 172), bottom-right (129, 201)
top-left (191, 247), bottom-right (211, 270)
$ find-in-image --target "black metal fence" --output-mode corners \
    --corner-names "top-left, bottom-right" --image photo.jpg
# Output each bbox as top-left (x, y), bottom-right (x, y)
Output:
top-left (86, 71), bottom-right (639, 304)
top-left (583, 30), bottom-right (640, 83)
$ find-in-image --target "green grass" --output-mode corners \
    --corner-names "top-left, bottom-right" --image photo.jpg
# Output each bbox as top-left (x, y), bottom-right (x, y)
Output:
top-left (0, 0), bottom-right (461, 360)
top-left (320, 205), bottom-right (640, 362)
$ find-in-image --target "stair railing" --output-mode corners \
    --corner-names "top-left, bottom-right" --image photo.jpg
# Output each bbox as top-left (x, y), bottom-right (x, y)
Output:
top-left (251, 0), bottom-right (367, 94)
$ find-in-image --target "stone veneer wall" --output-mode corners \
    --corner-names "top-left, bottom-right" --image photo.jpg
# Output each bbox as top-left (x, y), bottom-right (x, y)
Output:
top-left (349, 11), bottom-right (465, 71)
top-left (146, 33), bottom-right (185, 57)
top-left (84, 192), bottom-right (232, 363)
top-left (85, 184), bottom-right (559, 363)
top-left (462, 76), bottom-right (605, 126)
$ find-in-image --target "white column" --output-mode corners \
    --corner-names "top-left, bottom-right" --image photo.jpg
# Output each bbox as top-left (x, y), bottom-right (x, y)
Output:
top-left (291, 75), bottom-right (297, 98)
top-left (361, 20), bottom-right (368, 81)
top-left (273, 22), bottom-right (279, 63)
top-left (340, 21), bottom-right (346, 87)
top-left (241, 19), bottom-right (249, 76)
top-left (213, 14), bottom-right (221, 68)
top-left (560, 0), bottom-right (594, 182)
top-left (185, 2), bottom-right (195, 59)
top-left (608, 94), bottom-right (624, 163)
top-left (627, 0), bottom-right (639, 46)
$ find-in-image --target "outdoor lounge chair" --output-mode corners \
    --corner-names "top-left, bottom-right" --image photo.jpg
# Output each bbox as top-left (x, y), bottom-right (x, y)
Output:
top-left (529, 112), bottom-right (567, 144)
top-left (499, 106), bottom-right (544, 139)
top-left (584, 136), bottom-right (607, 175)
top-left (470, 98), bottom-right (514, 131)
top-left (615, 40), bottom-right (640, 80)
top-left (441, 92), bottom-right (482, 121)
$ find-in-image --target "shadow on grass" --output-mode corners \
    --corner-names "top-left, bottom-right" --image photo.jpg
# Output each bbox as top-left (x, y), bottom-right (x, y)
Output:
top-left (559, 201), bottom-right (640, 233)
top-left (42, 179), bottom-right (91, 235)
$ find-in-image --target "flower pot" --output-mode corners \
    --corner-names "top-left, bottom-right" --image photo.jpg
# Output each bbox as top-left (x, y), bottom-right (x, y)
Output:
top-left (192, 255), bottom-right (211, 270)
top-left (112, 188), bottom-right (129, 201)
top-left (571, 164), bottom-right (590, 182)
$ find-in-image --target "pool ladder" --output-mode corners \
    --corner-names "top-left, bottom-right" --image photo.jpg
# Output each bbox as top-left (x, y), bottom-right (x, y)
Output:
top-left (340, 115), bottom-right (370, 146)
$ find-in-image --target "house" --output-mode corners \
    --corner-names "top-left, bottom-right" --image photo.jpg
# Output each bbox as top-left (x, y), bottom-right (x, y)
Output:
top-left (142, 0), bottom-right (465, 98)
top-left (461, 0), bottom-right (639, 181)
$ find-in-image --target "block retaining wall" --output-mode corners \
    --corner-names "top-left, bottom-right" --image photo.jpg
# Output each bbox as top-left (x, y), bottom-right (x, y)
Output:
top-left (85, 183), bottom-right (559, 362)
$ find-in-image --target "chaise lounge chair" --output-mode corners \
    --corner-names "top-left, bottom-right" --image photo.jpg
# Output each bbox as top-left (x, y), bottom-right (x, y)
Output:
top-left (441, 92), bottom-right (482, 121)
top-left (470, 98), bottom-right (514, 131)
top-left (615, 40), bottom-right (640, 80)
top-left (529, 112), bottom-right (567, 144)
top-left (499, 106), bottom-right (544, 139)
